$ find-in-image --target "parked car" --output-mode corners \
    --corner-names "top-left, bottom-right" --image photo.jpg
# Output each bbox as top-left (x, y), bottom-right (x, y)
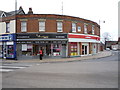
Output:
top-left (106, 48), bottom-right (110, 51)
top-left (112, 48), bottom-right (117, 51)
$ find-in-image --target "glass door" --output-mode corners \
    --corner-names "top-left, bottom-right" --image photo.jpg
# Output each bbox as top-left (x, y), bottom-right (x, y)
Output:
top-left (82, 45), bottom-right (88, 55)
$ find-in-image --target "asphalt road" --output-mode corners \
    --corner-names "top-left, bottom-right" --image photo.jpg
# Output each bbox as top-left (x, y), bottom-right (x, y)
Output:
top-left (2, 51), bottom-right (119, 88)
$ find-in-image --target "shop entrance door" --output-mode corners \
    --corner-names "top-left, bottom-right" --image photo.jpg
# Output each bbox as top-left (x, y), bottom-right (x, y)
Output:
top-left (61, 44), bottom-right (66, 57)
top-left (92, 44), bottom-right (96, 54)
top-left (82, 45), bottom-right (88, 55)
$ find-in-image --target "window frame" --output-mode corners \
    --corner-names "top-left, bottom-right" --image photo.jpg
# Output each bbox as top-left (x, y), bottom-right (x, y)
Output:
top-left (57, 21), bottom-right (63, 32)
top-left (92, 25), bottom-right (95, 34)
top-left (78, 26), bottom-right (81, 32)
top-left (84, 23), bottom-right (88, 34)
top-left (72, 23), bottom-right (76, 32)
top-left (21, 21), bottom-right (27, 32)
top-left (39, 21), bottom-right (45, 32)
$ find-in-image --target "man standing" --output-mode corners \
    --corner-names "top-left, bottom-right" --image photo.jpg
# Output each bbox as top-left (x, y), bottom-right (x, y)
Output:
top-left (39, 48), bottom-right (43, 60)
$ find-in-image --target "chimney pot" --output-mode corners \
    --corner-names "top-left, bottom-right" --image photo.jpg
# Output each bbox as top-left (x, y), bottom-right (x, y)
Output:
top-left (28, 7), bottom-right (33, 14)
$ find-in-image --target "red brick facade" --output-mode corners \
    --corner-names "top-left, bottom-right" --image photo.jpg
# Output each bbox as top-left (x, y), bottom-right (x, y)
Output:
top-left (16, 14), bottom-right (100, 35)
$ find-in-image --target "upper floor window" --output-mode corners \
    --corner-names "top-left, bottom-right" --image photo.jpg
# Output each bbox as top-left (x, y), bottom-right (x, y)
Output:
top-left (84, 23), bottom-right (88, 34)
top-left (92, 25), bottom-right (95, 34)
top-left (78, 26), bottom-right (81, 32)
top-left (57, 22), bottom-right (63, 32)
top-left (39, 21), bottom-right (45, 32)
top-left (21, 21), bottom-right (27, 32)
top-left (6, 22), bottom-right (10, 33)
top-left (72, 23), bottom-right (76, 32)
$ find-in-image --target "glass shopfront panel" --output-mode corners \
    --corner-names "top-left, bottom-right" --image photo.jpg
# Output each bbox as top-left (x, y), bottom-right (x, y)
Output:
top-left (52, 44), bottom-right (61, 56)
top-left (22, 44), bottom-right (33, 56)
top-left (0, 42), bottom-right (2, 57)
top-left (70, 42), bottom-right (78, 56)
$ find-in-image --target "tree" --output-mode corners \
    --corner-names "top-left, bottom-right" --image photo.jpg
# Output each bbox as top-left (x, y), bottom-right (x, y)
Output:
top-left (102, 32), bottom-right (111, 49)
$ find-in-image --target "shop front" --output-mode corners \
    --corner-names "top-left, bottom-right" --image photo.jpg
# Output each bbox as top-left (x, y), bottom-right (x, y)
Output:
top-left (68, 33), bottom-right (100, 57)
top-left (0, 34), bottom-right (16, 59)
top-left (16, 33), bottom-right (68, 59)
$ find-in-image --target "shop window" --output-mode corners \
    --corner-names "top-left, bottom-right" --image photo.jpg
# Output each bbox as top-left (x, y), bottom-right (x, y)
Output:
top-left (39, 21), bottom-right (45, 31)
top-left (57, 22), bottom-right (63, 32)
top-left (52, 44), bottom-right (61, 56)
top-left (84, 23), bottom-right (88, 34)
top-left (72, 23), bottom-right (76, 32)
top-left (22, 44), bottom-right (32, 56)
top-left (7, 45), bottom-right (14, 58)
top-left (0, 44), bottom-right (2, 57)
top-left (21, 21), bottom-right (27, 32)
top-left (70, 42), bottom-right (78, 56)
top-left (6, 22), bottom-right (10, 33)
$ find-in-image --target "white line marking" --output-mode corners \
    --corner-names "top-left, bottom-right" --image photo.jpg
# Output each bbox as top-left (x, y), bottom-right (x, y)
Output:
top-left (0, 69), bottom-right (14, 72)
top-left (0, 66), bottom-right (26, 69)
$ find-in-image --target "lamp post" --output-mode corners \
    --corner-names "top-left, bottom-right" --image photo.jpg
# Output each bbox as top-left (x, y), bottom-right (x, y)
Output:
top-left (99, 20), bottom-right (106, 49)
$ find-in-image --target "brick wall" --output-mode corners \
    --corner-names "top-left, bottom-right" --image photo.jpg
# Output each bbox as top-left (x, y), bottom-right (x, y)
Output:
top-left (15, 14), bottom-right (100, 36)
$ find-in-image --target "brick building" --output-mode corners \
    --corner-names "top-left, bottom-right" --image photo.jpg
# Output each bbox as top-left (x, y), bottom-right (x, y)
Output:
top-left (0, 7), bottom-right (100, 59)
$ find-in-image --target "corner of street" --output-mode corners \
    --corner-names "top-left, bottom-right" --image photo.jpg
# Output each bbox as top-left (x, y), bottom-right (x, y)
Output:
top-left (1, 50), bottom-right (112, 63)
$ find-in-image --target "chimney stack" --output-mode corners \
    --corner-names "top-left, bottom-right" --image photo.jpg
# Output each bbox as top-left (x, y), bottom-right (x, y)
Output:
top-left (28, 8), bottom-right (33, 14)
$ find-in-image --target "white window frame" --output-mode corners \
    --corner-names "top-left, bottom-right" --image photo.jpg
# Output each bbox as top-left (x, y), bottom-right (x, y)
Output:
top-left (92, 25), bottom-right (95, 34)
top-left (6, 22), bottom-right (10, 33)
top-left (21, 21), bottom-right (27, 32)
top-left (39, 21), bottom-right (45, 32)
top-left (57, 22), bottom-right (63, 32)
top-left (78, 26), bottom-right (81, 32)
top-left (72, 23), bottom-right (76, 32)
top-left (84, 23), bottom-right (87, 34)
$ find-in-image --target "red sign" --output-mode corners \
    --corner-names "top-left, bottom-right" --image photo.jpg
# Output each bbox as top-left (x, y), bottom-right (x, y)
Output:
top-left (68, 34), bottom-right (100, 41)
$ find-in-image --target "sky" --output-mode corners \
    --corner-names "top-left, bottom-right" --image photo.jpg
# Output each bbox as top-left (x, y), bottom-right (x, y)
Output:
top-left (0, 0), bottom-right (119, 41)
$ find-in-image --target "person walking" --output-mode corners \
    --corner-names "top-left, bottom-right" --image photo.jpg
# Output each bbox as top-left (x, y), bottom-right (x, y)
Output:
top-left (39, 48), bottom-right (43, 60)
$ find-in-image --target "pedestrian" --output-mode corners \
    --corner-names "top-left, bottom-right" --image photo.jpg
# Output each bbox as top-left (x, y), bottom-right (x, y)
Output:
top-left (39, 48), bottom-right (43, 60)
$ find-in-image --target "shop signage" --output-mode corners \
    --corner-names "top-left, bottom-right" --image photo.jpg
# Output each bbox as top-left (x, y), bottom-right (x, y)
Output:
top-left (68, 34), bottom-right (100, 41)
top-left (17, 41), bottom-right (67, 44)
top-left (0, 34), bottom-right (16, 41)
top-left (17, 33), bottom-right (67, 39)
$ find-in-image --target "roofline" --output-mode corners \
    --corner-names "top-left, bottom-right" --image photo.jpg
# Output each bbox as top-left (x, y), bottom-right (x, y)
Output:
top-left (17, 14), bottom-right (100, 27)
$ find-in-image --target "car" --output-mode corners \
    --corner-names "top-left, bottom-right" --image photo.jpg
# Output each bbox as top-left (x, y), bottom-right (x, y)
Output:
top-left (112, 48), bottom-right (117, 51)
top-left (106, 48), bottom-right (110, 51)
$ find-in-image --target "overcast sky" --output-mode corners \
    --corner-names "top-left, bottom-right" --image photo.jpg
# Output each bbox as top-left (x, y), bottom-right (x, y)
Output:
top-left (0, 0), bottom-right (119, 41)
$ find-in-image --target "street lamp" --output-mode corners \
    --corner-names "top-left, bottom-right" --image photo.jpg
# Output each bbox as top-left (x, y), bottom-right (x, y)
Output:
top-left (99, 20), bottom-right (106, 49)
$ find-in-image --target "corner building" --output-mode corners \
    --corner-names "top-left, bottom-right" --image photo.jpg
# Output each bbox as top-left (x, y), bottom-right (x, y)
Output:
top-left (0, 7), bottom-right (100, 59)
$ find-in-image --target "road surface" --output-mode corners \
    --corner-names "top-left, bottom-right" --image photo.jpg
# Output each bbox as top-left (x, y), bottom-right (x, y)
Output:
top-left (2, 51), bottom-right (118, 88)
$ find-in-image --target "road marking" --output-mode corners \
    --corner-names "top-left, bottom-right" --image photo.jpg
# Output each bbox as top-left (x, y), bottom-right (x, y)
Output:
top-left (0, 66), bottom-right (26, 69)
top-left (0, 69), bottom-right (14, 72)
top-left (0, 64), bottom-right (32, 73)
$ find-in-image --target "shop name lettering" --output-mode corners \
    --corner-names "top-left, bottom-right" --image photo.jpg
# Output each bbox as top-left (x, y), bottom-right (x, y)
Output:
top-left (0, 36), bottom-right (12, 41)
top-left (36, 35), bottom-right (48, 38)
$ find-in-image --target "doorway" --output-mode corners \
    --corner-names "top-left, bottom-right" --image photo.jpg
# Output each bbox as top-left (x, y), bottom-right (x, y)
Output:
top-left (82, 43), bottom-right (89, 55)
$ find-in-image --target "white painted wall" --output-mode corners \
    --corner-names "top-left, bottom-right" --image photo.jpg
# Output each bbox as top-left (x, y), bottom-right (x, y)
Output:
top-left (0, 22), bottom-right (6, 34)
top-left (10, 20), bottom-right (16, 33)
top-left (0, 20), bottom-right (16, 34)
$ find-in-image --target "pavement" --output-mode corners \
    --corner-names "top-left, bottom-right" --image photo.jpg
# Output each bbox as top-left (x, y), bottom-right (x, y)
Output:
top-left (1, 51), bottom-right (112, 63)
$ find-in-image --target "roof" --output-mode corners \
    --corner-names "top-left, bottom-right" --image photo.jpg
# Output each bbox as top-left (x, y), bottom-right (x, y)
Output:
top-left (0, 6), bottom-right (25, 17)
top-left (106, 41), bottom-right (118, 46)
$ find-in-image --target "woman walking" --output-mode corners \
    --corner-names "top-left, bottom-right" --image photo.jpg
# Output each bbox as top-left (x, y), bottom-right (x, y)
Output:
top-left (39, 48), bottom-right (43, 60)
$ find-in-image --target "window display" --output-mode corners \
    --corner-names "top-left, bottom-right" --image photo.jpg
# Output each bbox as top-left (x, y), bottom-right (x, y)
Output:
top-left (7, 45), bottom-right (14, 58)
top-left (0, 45), bottom-right (2, 57)
top-left (70, 42), bottom-right (78, 56)
top-left (22, 44), bottom-right (33, 56)
top-left (52, 44), bottom-right (61, 56)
